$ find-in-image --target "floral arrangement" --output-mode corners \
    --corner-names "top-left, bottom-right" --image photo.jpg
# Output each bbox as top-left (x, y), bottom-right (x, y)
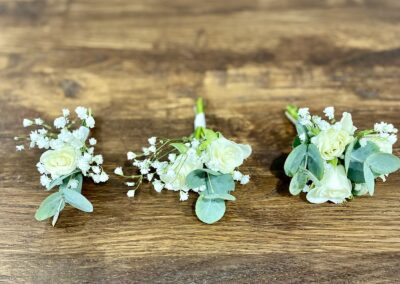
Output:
top-left (15, 107), bottom-right (109, 226)
top-left (284, 105), bottom-right (400, 204)
top-left (115, 98), bottom-right (252, 224)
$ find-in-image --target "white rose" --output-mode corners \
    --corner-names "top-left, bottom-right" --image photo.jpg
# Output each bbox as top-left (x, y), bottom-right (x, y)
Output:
top-left (205, 136), bottom-right (252, 174)
top-left (306, 165), bottom-right (352, 204)
top-left (311, 128), bottom-right (353, 160)
top-left (159, 151), bottom-right (203, 191)
top-left (40, 146), bottom-right (80, 178)
top-left (363, 134), bottom-right (393, 154)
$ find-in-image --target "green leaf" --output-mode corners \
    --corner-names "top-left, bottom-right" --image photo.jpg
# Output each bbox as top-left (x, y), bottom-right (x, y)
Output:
top-left (292, 136), bottom-right (301, 148)
top-left (203, 193), bottom-right (236, 201)
top-left (51, 200), bottom-right (65, 227)
top-left (289, 170), bottom-right (308, 195)
top-left (186, 170), bottom-right (207, 188)
top-left (284, 144), bottom-right (307, 177)
top-left (307, 144), bottom-right (324, 180)
top-left (295, 122), bottom-right (308, 141)
top-left (363, 163), bottom-right (375, 195)
top-left (170, 143), bottom-right (189, 154)
top-left (46, 169), bottom-right (80, 190)
top-left (345, 140), bottom-right (357, 173)
top-left (195, 195), bottom-right (226, 224)
top-left (72, 173), bottom-right (83, 193)
top-left (61, 188), bottom-right (93, 213)
top-left (205, 173), bottom-right (235, 195)
top-left (366, 153), bottom-right (400, 175)
top-left (35, 192), bottom-right (63, 221)
top-left (203, 128), bottom-right (218, 141)
top-left (347, 141), bottom-right (380, 183)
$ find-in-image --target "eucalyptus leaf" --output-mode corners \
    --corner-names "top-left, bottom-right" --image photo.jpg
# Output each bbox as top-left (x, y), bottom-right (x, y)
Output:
top-left (35, 192), bottom-right (63, 221)
top-left (289, 171), bottom-right (308, 195)
top-left (307, 144), bottom-right (324, 180)
top-left (195, 195), bottom-right (226, 224)
top-left (366, 153), bottom-right (400, 175)
top-left (51, 200), bottom-right (65, 227)
top-left (170, 143), bottom-right (189, 154)
top-left (347, 141), bottom-right (380, 183)
top-left (345, 140), bottom-right (357, 173)
top-left (284, 144), bottom-right (307, 177)
top-left (295, 122), bottom-right (308, 141)
top-left (61, 188), bottom-right (93, 213)
top-left (186, 170), bottom-right (208, 188)
top-left (292, 136), bottom-right (301, 148)
top-left (363, 163), bottom-right (375, 195)
top-left (72, 173), bottom-right (83, 193)
top-left (203, 193), bottom-right (236, 201)
top-left (204, 173), bottom-right (235, 195)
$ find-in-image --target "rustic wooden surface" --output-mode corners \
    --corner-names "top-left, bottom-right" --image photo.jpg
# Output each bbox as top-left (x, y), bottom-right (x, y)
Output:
top-left (1, 0), bottom-right (400, 283)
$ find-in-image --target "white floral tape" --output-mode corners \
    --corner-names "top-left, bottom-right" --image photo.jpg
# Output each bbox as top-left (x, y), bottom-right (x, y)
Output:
top-left (194, 112), bottom-right (206, 129)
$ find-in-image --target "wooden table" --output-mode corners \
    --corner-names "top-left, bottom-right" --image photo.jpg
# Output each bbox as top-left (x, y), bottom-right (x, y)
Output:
top-left (1, 0), bottom-right (399, 283)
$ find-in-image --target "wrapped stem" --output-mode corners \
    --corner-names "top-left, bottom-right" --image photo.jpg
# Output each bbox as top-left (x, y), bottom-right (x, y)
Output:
top-left (194, 98), bottom-right (206, 139)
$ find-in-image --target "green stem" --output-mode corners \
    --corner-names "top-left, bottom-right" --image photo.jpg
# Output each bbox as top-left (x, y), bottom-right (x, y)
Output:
top-left (285, 105), bottom-right (299, 126)
top-left (194, 98), bottom-right (205, 139)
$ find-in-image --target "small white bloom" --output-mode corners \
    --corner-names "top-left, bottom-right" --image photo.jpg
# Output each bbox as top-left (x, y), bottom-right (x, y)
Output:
top-left (168, 153), bottom-right (177, 162)
top-left (40, 175), bottom-right (51, 187)
top-left (148, 137), bottom-right (157, 145)
top-left (34, 118), bottom-right (44, 125)
top-left (16, 145), bottom-right (25, 151)
top-left (149, 145), bottom-right (156, 153)
top-left (153, 179), bottom-right (164, 192)
top-left (191, 139), bottom-right (200, 149)
top-left (126, 182), bottom-right (135, 187)
top-left (92, 154), bottom-right (104, 165)
top-left (114, 167), bottom-right (124, 176)
top-left (85, 116), bottom-right (95, 128)
top-left (127, 190), bottom-right (136, 198)
top-left (359, 138), bottom-right (367, 147)
top-left (323, 106), bottom-right (335, 120)
top-left (89, 138), bottom-right (97, 145)
top-left (99, 171), bottom-right (109, 182)
top-left (127, 151), bottom-right (136, 160)
top-left (77, 159), bottom-right (91, 175)
top-left (23, 119), bottom-right (33, 127)
top-left (363, 134), bottom-right (395, 154)
top-left (62, 108), bottom-right (70, 117)
top-left (299, 133), bottom-right (306, 143)
top-left (142, 147), bottom-right (151, 156)
top-left (298, 108), bottom-right (310, 118)
top-left (179, 191), bottom-right (189, 201)
top-left (69, 179), bottom-right (79, 189)
top-left (240, 175), bottom-right (250, 185)
top-left (92, 166), bottom-right (101, 174)
top-left (75, 106), bottom-right (88, 119)
top-left (147, 173), bottom-right (154, 181)
top-left (233, 171), bottom-right (243, 181)
top-left (54, 117), bottom-right (67, 129)
top-left (36, 162), bottom-right (47, 174)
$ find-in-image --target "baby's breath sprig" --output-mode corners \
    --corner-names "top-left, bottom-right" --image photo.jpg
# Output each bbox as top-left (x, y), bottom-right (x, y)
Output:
top-left (16, 107), bottom-right (109, 226)
top-left (284, 105), bottom-right (400, 204)
top-left (115, 98), bottom-right (252, 224)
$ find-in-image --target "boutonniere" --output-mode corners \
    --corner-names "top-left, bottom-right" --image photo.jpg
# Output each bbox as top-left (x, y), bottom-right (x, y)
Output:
top-left (284, 105), bottom-right (400, 204)
top-left (115, 98), bottom-right (252, 224)
top-left (15, 107), bottom-right (109, 226)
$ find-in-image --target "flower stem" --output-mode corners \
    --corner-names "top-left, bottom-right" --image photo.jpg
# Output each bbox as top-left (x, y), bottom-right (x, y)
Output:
top-left (285, 105), bottom-right (299, 126)
top-left (194, 97), bottom-right (205, 139)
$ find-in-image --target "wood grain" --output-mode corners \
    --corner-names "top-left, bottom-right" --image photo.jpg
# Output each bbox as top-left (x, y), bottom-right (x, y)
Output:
top-left (0, 0), bottom-right (400, 283)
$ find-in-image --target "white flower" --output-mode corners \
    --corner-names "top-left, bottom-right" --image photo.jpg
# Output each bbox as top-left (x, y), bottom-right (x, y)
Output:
top-left (205, 136), bottom-right (252, 174)
top-left (168, 153), bottom-right (177, 162)
top-left (54, 117), bottom-right (67, 129)
top-left (340, 112), bottom-right (357, 135)
top-left (99, 171), bottom-right (109, 182)
top-left (153, 179), bottom-right (164, 192)
top-left (149, 145), bottom-right (156, 153)
top-left (127, 152), bottom-right (136, 160)
top-left (159, 153), bottom-right (203, 191)
top-left (114, 167), bottom-right (124, 176)
top-left (92, 154), bottom-right (103, 165)
top-left (85, 116), bottom-right (95, 128)
top-left (62, 108), bottom-right (70, 117)
top-left (23, 119), bottom-right (33, 127)
top-left (126, 182), bottom-right (135, 187)
top-left (148, 137), bottom-right (157, 145)
top-left (147, 173), bottom-right (154, 181)
top-left (36, 162), bottom-right (47, 174)
top-left (69, 179), bottom-right (79, 189)
top-left (311, 128), bottom-right (353, 160)
top-left (16, 145), bottom-right (25, 151)
top-left (34, 118), bottom-right (44, 125)
top-left (40, 175), bottom-right (51, 187)
top-left (179, 191), bottom-right (189, 201)
top-left (142, 147), bottom-right (151, 156)
top-left (92, 166), bottom-right (101, 174)
top-left (306, 165), bottom-right (352, 204)
top-left (298, 108), bottom-right (310, 118)
top-left (353, 183), bottom-right (370, 196)
top-left (233, 171), bottom-right (243, 181)
top-left (89, 138), bottom-right (97, 145)
top-left (299, 133), bottom-right (306, 143)
top-left (323, 106), bottom-right (335, 120)
top-left (40, 146), bottom-right (79, 178)
top-left (363, 134), bottom-right (395, 154)
top-left (127, 190), bottom-right (136, 198)
top-left (75, 106), bottom-right (88, 119)
top-left (240, 175), bottom-right (250, 185)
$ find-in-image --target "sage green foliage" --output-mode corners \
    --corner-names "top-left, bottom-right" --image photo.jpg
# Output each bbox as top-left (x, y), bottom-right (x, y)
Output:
top-left (35, 172), bottom-right (93, 226)
top-left (187, 169), bottom-right (235, 224)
